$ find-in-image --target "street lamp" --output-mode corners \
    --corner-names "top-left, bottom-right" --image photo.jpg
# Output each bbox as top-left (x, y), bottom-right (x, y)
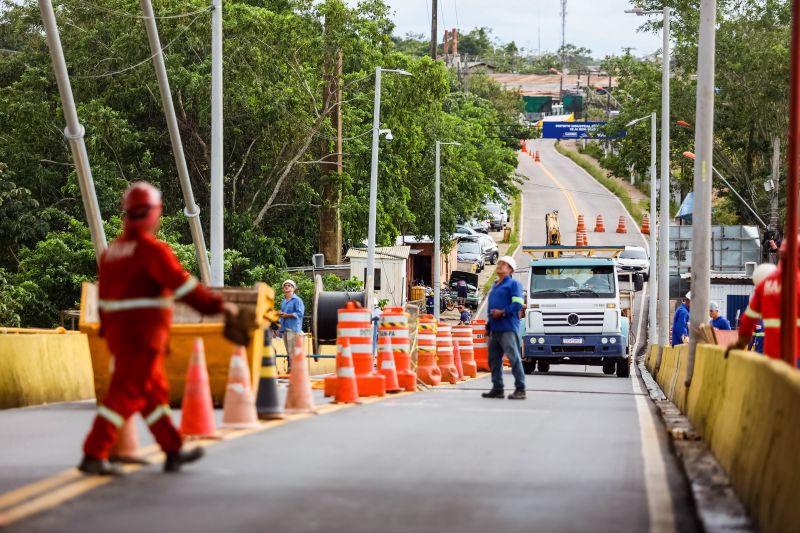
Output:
top-left (626, 113), bottom-right (658, 344)
top-left (366, 67), bottom-right (412, 302)
top-left (434, 140), bottom-right (462, 320)
top-left (681, 151), bottom-right (768, 228)
top-left (626, 6), bottom-right (671, 350)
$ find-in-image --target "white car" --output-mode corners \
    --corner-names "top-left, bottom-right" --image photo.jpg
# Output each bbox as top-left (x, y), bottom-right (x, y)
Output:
top-left (616, 246), bottom-right (650, 280)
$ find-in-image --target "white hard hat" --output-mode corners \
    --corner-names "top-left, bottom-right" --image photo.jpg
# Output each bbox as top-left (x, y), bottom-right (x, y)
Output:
top-left (282, 279), bottom-right (297, 288)
top-left (497, 255), bottom-right (517, 272)
top-left (752, 263), bottom-right (777, 286)
top-left (685, 291), bottom-right (692, 300)
top-left (709, 301), bottom-right (720, 311)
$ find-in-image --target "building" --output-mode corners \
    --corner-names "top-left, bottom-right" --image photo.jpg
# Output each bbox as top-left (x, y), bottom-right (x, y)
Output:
top-left (346, 246), bottom-right (410, 308)
top-left (679, 270), bottom-right (755, 328)
top-left (395, 235), bottom-right (459, 294)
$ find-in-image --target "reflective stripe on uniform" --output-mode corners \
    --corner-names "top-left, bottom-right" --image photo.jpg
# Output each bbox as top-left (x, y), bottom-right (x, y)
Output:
top-left (173, 277), bottom-right (199, 299)
top-left (512, 296), bottom-right (525, 305)
top-left (744, 306), bottom-right (762, 319)
top-left (98, 405), bottom-right (124, 428)
top-left (145, 404), bottom-right (172, 426)
top-left (98, 297), bottom-right (172, 312)
top-left (762, 318), bottom-right (781, 328)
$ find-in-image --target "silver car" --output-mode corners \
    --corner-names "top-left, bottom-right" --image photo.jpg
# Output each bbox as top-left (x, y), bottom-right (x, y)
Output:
top-left (616, 246), bottom-right (650, 280)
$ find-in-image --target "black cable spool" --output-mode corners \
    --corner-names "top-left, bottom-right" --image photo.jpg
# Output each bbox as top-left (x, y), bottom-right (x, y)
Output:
top-left (312, 274), bottom-right (367, 354)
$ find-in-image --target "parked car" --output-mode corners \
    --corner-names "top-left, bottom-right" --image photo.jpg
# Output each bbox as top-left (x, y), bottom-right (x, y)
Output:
top-left (457, 239), bottom-right (485, 272)
top-left (484, 203), bottom-right (507, 231)
top-left (454, 224), bottom-right (480, 237)
top-left (615, 245), bottom-right (650, 280)
top-left (465, 218), bottom-right (490, 234)
top-left (447, 271), bottom-right (481, 309)
top-left (477, 234), bottom-right (499, 264)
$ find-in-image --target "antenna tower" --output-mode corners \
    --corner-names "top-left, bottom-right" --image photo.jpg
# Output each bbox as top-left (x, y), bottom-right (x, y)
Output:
top-left (560, 0), bottom-right (567, 73)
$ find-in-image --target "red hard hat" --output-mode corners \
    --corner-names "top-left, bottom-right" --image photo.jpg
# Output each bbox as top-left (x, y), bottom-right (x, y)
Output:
top-left (122, 182), bottom-right (162, 232)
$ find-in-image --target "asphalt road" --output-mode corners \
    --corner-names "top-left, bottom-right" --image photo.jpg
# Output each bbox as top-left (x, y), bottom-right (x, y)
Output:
top-left (3, 142), bottom-right (701, 532)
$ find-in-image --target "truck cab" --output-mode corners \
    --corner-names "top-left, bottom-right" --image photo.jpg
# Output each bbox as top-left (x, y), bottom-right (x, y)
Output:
top-left (521, 246), bottom-right (638, 377)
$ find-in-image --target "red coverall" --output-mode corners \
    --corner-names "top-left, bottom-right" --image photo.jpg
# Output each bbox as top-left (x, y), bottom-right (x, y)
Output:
top-left (737, 267), bottom-right (800, 365)
top-left (83, 228), bottom-right (223, 459)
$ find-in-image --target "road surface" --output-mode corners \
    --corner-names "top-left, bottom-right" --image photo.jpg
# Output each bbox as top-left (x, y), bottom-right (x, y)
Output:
top-left (1, 141), bottom-right (701, 532)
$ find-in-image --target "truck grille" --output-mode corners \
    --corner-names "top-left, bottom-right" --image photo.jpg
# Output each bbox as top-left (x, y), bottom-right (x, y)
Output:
top-left (542, 311), bottom-right (605, 328)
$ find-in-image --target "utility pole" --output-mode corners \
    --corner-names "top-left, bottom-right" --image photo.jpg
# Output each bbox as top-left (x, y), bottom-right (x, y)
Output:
top-left (770, 136), bottom-right (781, 234)
top-left (430, 0), bottom-right (438, 60)
top-left (210, 0), bottom-right (224, 287)
top-left (686, 0), bottom-right (716, 386)
top-left (38, 0), bottom-right (107, 263)
top-left (560, 0), bottom-right (567, 73)
top-left (658, 8), bottom-right (672, 355)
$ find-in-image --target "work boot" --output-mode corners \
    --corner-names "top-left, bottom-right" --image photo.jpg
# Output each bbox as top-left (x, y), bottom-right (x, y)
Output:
top-left (481, 388), bottom-right (505, 399)
top-left (78, 455), bottom-right (124, 476)
top-left (508, 388), bottom-right (527, 400)
top-left (164, 447), bottom-right (205, 473)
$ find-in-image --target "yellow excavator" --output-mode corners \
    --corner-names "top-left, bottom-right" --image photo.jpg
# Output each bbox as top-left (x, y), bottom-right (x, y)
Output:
top-left (545, 210), bottom-right (561, 256)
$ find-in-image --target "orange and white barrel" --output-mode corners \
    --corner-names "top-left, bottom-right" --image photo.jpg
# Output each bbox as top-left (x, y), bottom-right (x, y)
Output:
top-left (416, 314), bottom-right (441, 386)
top-left (380, 307), bottom-right (416, 391)
top-left (452, 325), bottom-right (477, 378)
top-left (334, 301), bottom-right (385, 397)
top-left (471, 320), bottom-right (490, 371)
top-left (436, 322), bottom-right (459, 384)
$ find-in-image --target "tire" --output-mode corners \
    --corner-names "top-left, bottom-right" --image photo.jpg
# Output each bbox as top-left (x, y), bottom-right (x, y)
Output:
top-left (491, 252), bottom-right (498, 265)
top-left (616, 357), bottom-right (631, 378)
top-left (537, 361), bottom-right (550, 373)
top-left (602, 363), bottom-right (616, 375)
top-left (522, 361), bottom-right (536, 374)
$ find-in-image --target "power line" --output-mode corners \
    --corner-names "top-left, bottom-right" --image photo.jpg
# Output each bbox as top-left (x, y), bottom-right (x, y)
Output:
top-left (77, 2), bottom-right (211, 20)
top-left (453, 0), bottom-right (461, 30)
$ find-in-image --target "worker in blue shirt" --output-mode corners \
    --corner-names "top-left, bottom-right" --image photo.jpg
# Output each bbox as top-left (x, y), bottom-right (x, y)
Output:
top-left (278, 279), bottom-right (305, 370)
top-left (671, 292), bottom-right (691, 346)
top-left (482, 255), bottom-right (527, 400)
top-left (709, 301), bottom-right (731, 330)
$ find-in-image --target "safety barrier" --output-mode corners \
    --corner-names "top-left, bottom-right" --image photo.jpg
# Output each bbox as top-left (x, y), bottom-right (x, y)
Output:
top-left (0, 331), bottom-right (95, 408)
top-left (645, 344), bottom-right (800, 531)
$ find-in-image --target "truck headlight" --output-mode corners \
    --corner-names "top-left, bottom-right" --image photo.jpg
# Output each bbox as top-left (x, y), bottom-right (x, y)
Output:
top-left (530, 337), bottom-right (537, 344)
top-left (601, 337), bottom-right (608, 344)
top-left (610, 337), bottom-right (617, 344)
top-left (538, 337), bottom-right (545, 344)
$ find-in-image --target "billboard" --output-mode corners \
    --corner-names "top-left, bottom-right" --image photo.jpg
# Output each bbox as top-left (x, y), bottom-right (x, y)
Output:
top-left (542, 121), bottom-right (622, 139)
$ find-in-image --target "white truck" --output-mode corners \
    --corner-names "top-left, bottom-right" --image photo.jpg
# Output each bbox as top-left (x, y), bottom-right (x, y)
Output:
top-left (520, 245), bottom-right (642, 377)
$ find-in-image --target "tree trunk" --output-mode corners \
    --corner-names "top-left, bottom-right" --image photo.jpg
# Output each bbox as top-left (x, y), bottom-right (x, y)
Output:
top-left (318, 49), bottom-right (343, 265)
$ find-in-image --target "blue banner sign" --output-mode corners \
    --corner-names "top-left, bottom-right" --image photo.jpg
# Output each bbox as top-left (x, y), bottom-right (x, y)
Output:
top-left (542, 121), bottom-right (622, 139)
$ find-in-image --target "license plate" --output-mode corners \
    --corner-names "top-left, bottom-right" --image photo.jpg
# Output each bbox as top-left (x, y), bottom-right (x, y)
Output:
top-left (562, 338), bottom-right (583, 344)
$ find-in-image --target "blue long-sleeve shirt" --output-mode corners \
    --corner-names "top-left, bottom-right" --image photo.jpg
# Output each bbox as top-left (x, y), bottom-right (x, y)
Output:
top-left (671, 303), bottom-right (690, 346)
top-left (710, 315), bottom-right (731, 330)
top-left (279, 294), bottom-right (305, 333)
top-left (487, 275), bottom-right (524, 333)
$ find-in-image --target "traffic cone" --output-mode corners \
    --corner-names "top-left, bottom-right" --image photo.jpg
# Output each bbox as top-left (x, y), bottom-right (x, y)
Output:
top-left (256, 330), bottom-right (284, 420)
top-left (180, 338), bottom-right (217, 438)
top-left (576, 214), bottom-right (586, 232)
top-left (377, 337), bottom-right (403, 393)
top-left (640, 213), bottom-right (651, 235)
top-left (594, 214), bottom-right (606, 232)
top-left (535, 151), bottom-right (541, 162)
top-left (109, 416), bottom-right (149, 465)
top-left (285, 333), bottom-right (317, 414)
top-left (616, 215), bottom-right (628, 234)
top-left (576, 231), bottom-right (583, 246)
top-left (521, 142), bottom-right (527, 154)
top-left (221, 346), bottom-right (260, 429)
top-left (333, 337), bottom-right (360, 404)
top-left (453, 341), bottom-right (465, 381)
top-left (416, 315), bottom-right (442, 386)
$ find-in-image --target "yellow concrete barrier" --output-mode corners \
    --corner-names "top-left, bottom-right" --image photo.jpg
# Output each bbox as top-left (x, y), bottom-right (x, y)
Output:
top-left (650, 343), bottom-right (800, 532)
top-left (0, 332), bottom-right (95, 408)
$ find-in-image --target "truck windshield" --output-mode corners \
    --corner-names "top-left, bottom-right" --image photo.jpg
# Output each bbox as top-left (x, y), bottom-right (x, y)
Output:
top-left (529, 265), bottom-right (616, 298)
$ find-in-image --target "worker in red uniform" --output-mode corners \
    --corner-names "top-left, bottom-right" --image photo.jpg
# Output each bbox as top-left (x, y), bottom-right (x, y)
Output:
top-left (730, 241), bottom-right (800, 366)
top-left (79, 182), bottom-right (238, 476)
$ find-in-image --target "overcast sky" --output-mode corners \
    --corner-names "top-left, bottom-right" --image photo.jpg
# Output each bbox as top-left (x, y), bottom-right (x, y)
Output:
top-left (380, 0), bottom-right (663, 58)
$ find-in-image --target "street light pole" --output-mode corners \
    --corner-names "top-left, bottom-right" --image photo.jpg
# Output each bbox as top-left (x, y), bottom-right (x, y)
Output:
top-left (686, 0), bottom-right (717, 386)
top-left (210, 0), bottom-right (224, 287)
top-left (434, 141), bottom-right (461, 321)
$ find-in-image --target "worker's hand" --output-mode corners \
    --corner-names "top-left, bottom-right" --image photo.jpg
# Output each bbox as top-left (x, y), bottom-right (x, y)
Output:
top-left (490, 309), bottom-right (505, 319)
top-left (222, 302), bottom-right (239, 317)
top-left (725, 338), bottom-right (748, 358)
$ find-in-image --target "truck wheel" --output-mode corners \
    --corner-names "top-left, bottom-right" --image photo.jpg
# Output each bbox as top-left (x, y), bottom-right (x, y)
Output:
top-left (616, 357), bottom-right (631, 378)
top-left (523, 361), bottom-right (536, 374)
top-left (537, 362), bottom-right (550, 373)
top-left (602, 363), bottom-right (616, 375)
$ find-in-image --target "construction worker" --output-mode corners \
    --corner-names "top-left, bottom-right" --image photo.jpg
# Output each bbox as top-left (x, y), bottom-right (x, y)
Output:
top-left (79, 182), bottom-right (238, 476)
top-left (747, 263), bottom-right (777, 353)
top-left (730, 243), bottom-right (800, 365)
top-left (671, 292), bottom-right (691, 346)
top-left (708, 301), bottom-right (731, 330)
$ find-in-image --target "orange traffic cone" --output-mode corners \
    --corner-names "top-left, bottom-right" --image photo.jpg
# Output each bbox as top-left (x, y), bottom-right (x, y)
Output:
top-left (594, 214), bottom-right (606, 232)
top-left (521, 142), bottom-right (527, 153)
top-left (180, 338), bottom-right (218, 438)
top-left (616, 215), bottom-right (628, 234)
top-left (109, 416), bottom-right (149, 465)
top-left (377, 337), bottom-right (403, 393)
top-left (576, 214), bottom-right (586, 232)
top-left (640, 213), bottom-right (651, 235)
top-left (535, 150), bottom-right (541, 162)
top-left (583, 230), bottom-right (589, 246)
top-left (416, 315), bottom-right (442, 386)
top-left (221, 346), bottom-right (260, 429)
top-left (575, 230), bottom-right (584, 246)
top-left (285, 333), bottom-right (317, 414)
top-left (333, 337), bottom-right (360, 404)
top-left (452, 341), bottom-right (465, 381)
